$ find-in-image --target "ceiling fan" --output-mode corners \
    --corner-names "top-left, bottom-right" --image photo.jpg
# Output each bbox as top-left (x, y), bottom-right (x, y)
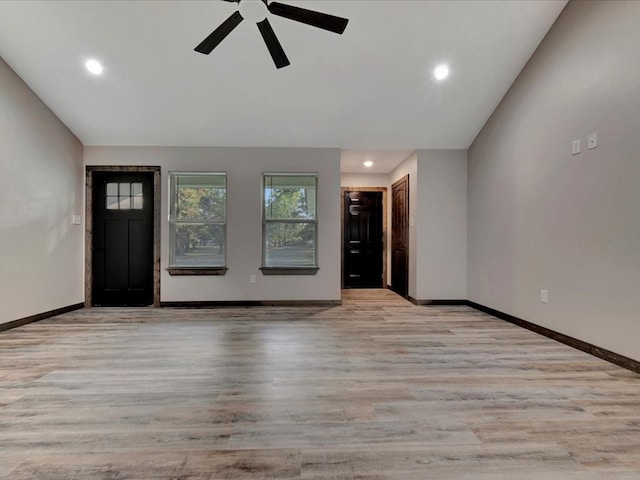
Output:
top-left (194, 0), bottom-right (349, 69)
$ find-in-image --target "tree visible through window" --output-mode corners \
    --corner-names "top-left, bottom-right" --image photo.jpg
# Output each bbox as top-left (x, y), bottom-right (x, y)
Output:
top-left (263, 174), bottom-right (317, 268)
top-left (169, 172), bottom-right (226, 268)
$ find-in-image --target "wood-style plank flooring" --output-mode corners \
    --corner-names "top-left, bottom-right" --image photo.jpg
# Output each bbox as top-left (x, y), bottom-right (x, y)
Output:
top-left (1, 289), bottom-right (639, 479)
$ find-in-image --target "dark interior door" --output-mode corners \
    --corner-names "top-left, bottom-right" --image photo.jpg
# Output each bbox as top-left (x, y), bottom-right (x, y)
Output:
top-left (343, 191), bottom-right (383, 288)
top-left (92, 172), bottom-right (154, 306)
top-left (391, 175), bottom-right (409, 298)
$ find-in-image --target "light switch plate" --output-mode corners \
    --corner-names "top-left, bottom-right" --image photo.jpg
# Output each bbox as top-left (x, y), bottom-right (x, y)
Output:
top-left (72, 215), bottom-right (82, 225)
top-left (587, 132), bottom-right (598, 149)
top-left (540, 290), bottom-right (549, 304)
top-left (571, 139), bottom-right (581, 155)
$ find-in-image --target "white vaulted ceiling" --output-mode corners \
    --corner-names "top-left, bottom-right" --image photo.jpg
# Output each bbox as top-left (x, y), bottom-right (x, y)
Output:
top-left (0, 0), bottom-right (566, 150)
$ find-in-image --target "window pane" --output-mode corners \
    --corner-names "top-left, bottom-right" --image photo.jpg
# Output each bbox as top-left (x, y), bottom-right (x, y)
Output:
top-left (106, 196), bottom-right (119, 210)
top-left (176, 187), bottom-right (225, 220)
top-left (264, 175), bottom-right (316, 220)
top-left (119, 183), bottom-right (130, 196)
top-left (171, 223), bottom-right (226, 267)
top-left (119, 196), bottom-right (131, 209)
top-left (175, 174), bottom-right (226, 221)
top-left (132, 182), bottom-right (143, 209)
top-left (265, 222), bottom-right (316, 267)
top-left (169, 173), bottom-right (227, 268)
top-left (106, 183), bottom-right (118, 196)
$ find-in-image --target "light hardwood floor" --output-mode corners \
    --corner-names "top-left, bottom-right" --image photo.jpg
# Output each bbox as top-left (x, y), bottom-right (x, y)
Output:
top-left (1, 289), bottom-right (639, 479)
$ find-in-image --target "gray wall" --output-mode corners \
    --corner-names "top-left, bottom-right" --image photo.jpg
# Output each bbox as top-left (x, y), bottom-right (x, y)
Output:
top-left (416, 150), bottom-right (467, 301)
top-left (340, 172), bottom-right (389, 188)
top-left (468, 0), bottom-right (640, 361)
top-left (0, 57), bottom-right (84, 325)
top-left (85, 146), bottom-right (341, 302)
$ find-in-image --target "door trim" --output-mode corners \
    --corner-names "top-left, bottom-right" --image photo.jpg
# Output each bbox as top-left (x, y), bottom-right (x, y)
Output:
top-left (85, 166), bottom-right (161, 307)
top-left (340, 186), bottom-right (387, 289)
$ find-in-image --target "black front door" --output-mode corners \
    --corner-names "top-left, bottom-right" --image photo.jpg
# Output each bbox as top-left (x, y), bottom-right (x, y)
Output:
top-left (343, 191), bottom-right (383, 288)
top-left (92, 172), bottom-right (154, 306)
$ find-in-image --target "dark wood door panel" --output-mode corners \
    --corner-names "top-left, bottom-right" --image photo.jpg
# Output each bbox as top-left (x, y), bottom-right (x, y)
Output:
top-left (343, 191), bottom-right (383, 288)
top-left (391, 176), bottom-right (409, 298)
top-left (92, 172), bottom-right (153, 306)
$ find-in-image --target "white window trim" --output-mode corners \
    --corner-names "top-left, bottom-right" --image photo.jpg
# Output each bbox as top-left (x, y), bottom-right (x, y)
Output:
top-left (261, 172), bottom-right (319, 275)
top-left (168, 172), bottom-right (228, 275)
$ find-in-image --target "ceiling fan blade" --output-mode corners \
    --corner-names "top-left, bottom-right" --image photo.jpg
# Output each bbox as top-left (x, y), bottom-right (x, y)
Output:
top-left (194, 11), bottom-right (244, 55)
top-left (256, 18), bottom-right (290, 69)
top-left (267, 2), bottom-right (348, 34)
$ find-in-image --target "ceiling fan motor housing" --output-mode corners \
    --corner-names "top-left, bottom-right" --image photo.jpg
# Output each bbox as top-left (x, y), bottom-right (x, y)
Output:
top-left (239, 0), bottom-right (269, 23)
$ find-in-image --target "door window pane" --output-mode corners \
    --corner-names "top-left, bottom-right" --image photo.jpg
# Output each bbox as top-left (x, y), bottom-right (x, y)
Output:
top-left (132, 183), bottom-right (143, 209)
top-left (132, 196), bottom-right (143, 210)
top-left (106, 196), bottom-right (119, 210)
top-left (104, 182), bottom-right (144, 211)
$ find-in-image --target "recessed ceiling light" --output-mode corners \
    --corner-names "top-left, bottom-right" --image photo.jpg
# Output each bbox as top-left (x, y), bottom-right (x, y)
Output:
top-left (363, 160), bottom-right (373, 168)
top-left (433, 64), bottom-right (449, 81)
top-left (85, 59), bottom-right (103, 75)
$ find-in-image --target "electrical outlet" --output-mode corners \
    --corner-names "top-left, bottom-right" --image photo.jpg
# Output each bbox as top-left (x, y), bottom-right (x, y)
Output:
top-left (540, 290), bottom-right (549, 304)
top-left (250, 274), bottom-right (256, 284)
top-left (587, 132), bottom-right (598, 149)
top-left (72, 215), bottom-right (82, 225)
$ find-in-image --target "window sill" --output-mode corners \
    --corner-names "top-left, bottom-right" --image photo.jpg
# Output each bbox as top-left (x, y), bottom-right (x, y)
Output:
top-left (260, 267), bottom-right (319, 276)
top-left (167, 267), bottom-right (228, 276)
